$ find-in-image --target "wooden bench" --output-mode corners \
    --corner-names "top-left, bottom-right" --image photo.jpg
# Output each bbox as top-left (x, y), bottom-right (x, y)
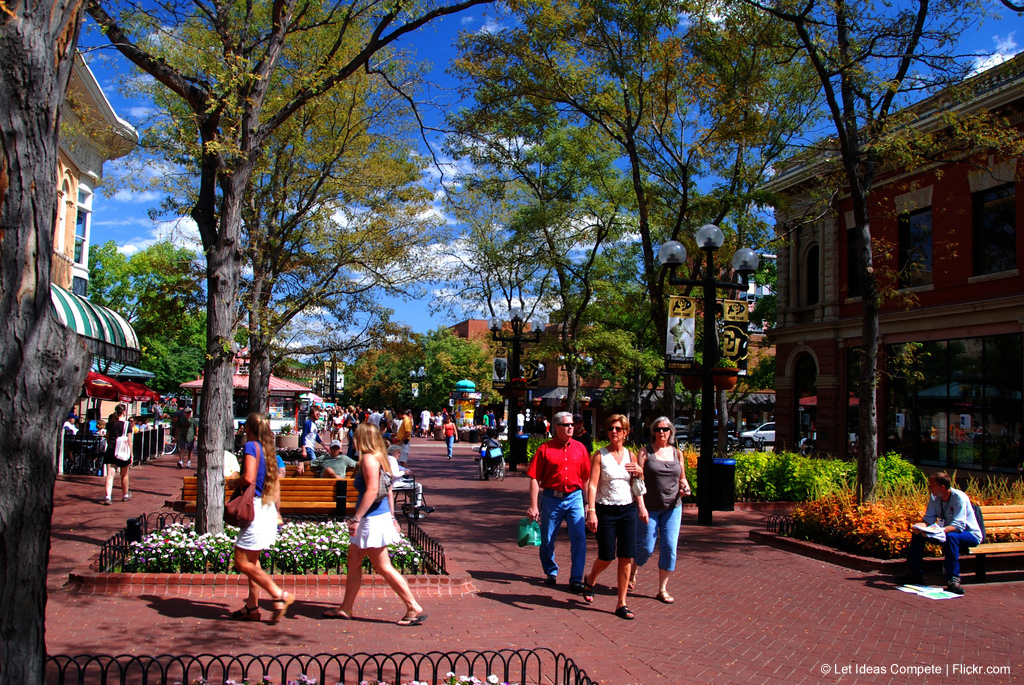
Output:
top-left (175, 475), bottom-right (357, 515)
top-left (968, 504), bottom-right (1024, 581)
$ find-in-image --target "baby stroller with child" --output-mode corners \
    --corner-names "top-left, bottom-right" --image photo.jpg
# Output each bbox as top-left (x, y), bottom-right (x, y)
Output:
top-left (478, 430), bottom-right (506, 481)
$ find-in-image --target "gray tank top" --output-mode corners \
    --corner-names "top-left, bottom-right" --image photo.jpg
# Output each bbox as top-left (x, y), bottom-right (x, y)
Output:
top-left (641, 446), bottom-right (682, 511)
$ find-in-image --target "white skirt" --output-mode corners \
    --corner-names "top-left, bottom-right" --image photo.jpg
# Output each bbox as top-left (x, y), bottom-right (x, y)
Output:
top-left (352, 512), bottom-right (401, 549)
top-left (235, 499), bottom-right (279, 551)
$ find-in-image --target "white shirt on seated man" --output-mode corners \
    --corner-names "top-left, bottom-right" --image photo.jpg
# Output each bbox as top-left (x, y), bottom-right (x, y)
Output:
top-left (387, 445), bottom-right (424, 507)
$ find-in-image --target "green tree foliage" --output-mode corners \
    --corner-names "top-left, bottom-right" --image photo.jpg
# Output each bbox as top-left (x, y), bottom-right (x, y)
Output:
top-left (88, 240), bottom-right (206, 393)
top-left (744, 0), bottom-right (1024, 501)
top-left (87, 0), bottom-right (491, 534)
top-left (450, 0), bottom-right (814, 418)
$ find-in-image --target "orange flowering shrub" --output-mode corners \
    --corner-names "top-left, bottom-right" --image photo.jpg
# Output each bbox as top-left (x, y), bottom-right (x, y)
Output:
top-left (791, 477), bottom-right (1024, 558)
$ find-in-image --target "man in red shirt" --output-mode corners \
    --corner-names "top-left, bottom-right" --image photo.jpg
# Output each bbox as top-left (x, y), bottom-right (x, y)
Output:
top-left (527, 411), bottom-right (591, 591)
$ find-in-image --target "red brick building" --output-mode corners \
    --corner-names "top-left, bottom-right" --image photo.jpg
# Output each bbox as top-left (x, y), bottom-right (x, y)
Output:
top-left (768, 58), bottom-right (1024, 471)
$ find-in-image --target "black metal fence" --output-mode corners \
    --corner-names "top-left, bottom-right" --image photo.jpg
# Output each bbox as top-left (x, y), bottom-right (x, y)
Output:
top-left (61, 426), bottom-right (167, 475)
top-left (97, 512), bottom-right (446, 576)
top-left (46, 649), bottom-right (598, 684)
top-left (766, 515), bottom-right (852, 551)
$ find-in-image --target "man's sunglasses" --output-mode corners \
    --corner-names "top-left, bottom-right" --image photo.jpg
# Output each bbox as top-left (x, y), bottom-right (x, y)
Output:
top-left (555, 423), bottom-right (573, 427)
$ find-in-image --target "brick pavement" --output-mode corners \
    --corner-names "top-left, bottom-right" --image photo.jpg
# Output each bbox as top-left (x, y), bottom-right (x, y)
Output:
top-left (46, 435), bottom-right (1024, 684)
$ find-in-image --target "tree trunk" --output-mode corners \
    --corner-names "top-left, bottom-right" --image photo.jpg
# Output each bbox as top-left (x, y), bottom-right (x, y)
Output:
top-left (194, 174), bottom-right (246, 535)
top-left (853, 196), bottom-right (880, 503)
top-left (565, 363), bottom-right (579, 414)
top-left (0, 3), bottom-right (87, 681)
top-left (716, 388), bottom-right (729, 457)
top-left (247, 336), bottom-right (272, 414)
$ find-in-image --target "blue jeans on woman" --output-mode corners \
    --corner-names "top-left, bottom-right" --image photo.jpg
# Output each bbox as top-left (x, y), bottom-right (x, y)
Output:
top-left (445, 435), bottom-right (455, 458)
top-left (635, 504), bottom-right (682, 571)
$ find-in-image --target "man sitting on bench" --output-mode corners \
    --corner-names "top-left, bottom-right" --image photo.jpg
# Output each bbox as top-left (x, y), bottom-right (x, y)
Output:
top-left (319, 439), bottom-right (358, 479)
top-left (894, 471), bottom-right (983, 595)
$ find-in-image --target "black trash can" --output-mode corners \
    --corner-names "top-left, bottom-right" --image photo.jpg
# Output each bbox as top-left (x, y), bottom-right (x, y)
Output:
top-left (711, 458), bottom-right (736, 511)
top-left (468, 429), bottom-right (479, 443)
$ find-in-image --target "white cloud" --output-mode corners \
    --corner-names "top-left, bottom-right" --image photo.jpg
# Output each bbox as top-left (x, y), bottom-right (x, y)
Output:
top-left (116, 216), bottom-right (202, 256)
top-left (461, 15), bottom-right (476, 25)
top-left (127, 106), bottom-right (158, 119)
top-left (479, 19), bottom-right (504, 34)
top-left (972, 33), bottom-right (1020, 75)
top-left (112, 189), bottom-right (162, 203)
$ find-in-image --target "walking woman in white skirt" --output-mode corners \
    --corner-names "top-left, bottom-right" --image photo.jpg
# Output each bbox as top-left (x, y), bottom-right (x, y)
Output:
top-left (230, 413), bottom-right (295, 623)
top-left (323, 422), bottom-right (427, 625)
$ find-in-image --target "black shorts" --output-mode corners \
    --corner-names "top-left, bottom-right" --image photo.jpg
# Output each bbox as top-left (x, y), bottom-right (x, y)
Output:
top-left (595, 501), bottom-right (638, 561)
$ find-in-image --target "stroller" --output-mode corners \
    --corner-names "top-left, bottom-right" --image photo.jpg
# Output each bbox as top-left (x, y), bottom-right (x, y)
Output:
top-left (478, 432), bottom-right (506, 481)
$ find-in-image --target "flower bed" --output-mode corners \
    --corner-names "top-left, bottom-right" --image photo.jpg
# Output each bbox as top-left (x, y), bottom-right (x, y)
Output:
top-left (788, 477), bottom-right (1024, 559)
top-left (123, 521), bottom-right (423, 574)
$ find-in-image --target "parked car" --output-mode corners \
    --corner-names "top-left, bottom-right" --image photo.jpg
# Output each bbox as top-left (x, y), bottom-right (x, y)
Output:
top-left (739, 422), bottom-right (776, 449)
top-left (676, 420), bottom-right (738, 449)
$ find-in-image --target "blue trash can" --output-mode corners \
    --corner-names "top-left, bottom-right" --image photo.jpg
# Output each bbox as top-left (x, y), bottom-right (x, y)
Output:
top-left (711, 458), bottom-right (737, 511)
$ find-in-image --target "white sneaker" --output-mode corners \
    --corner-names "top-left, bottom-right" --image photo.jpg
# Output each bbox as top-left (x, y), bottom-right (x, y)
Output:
top-left (177, 461), bottom-right (184, 469)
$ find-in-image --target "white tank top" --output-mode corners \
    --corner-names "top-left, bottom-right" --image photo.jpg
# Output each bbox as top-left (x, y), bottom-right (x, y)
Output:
top-left (596, 447), bottom-right (634, 505)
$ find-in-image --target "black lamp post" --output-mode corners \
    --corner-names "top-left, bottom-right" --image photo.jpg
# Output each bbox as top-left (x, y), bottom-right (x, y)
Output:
top-left (659, 224), bottom-right (759, 526)
top-left (489, 308), bottom-right (544, 470)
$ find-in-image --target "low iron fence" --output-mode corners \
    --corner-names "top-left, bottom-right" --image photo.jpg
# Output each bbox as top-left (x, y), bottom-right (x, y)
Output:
top-left (61, 426), bottom-right (167, 475)
top-left (45, 649), bottom-right (598, 684)
top-left (97, 512), bottom-right (446, 576)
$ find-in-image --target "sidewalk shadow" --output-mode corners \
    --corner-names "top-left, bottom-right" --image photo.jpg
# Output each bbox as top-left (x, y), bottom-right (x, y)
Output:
top-left (140, 594), bottom-right (232, 620)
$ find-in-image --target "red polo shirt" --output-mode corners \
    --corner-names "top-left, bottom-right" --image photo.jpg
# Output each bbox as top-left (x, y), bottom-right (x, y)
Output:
top-left (526, 438), bottom-right (591, 493)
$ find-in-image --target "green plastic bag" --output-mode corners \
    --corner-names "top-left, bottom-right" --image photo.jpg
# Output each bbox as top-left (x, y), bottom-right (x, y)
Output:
top-left (518, 517), bottom-right (541, 547)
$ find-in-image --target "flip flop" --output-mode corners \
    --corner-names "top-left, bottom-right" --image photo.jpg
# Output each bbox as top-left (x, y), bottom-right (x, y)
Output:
top-left (615, 605), bottom-right (635, 620)
top-left (230, 604), bottom-right (261, 621)
top-left (581, 582), bottom-right (595, 604)
top-left (322, 607), bottom-right (352, 619)
top-left (656, 591), bottom-right (676, 604)
top-left (396, 612), bottom-right (428, 626)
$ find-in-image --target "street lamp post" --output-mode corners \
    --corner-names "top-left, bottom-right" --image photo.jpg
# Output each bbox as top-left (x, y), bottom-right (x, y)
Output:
top-left (489, 308), bottom-right (544, 470)
top-left (659, 224), bottom-right (759, 526)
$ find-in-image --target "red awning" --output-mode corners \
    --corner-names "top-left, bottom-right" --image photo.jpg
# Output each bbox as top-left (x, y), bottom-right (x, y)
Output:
top-left (83, 371), bottom-right (133, 402)
top-left (121, 380), bottom-right (160, 402)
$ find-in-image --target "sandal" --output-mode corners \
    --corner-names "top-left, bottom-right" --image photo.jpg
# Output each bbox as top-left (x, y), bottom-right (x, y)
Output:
top-left (581, 582), bottom-right (595, 604)
top-left (656, 591), bottom-right (675, 604)
top-left (269, 592), bottom-right (294, 624)
top-left (322, 607), bottom-right (352, 620)
top-left (230, 604), bottom-right (261, 621)
top-left (614, 605), bottom-right (635, 620)
top-left (396, 612), bottom-right (428, 626)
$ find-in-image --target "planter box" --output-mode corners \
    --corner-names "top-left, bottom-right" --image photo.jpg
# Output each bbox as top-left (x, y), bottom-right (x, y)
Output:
top-left (276, 434), bottom-right (299, 449)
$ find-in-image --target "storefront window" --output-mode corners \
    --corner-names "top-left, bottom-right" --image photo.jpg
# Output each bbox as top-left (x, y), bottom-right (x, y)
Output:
top-left (887, 334), bottom-right (1021, 471)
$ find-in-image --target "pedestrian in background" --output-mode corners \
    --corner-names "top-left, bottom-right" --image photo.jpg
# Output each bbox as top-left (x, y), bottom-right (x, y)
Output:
top-left (101, 404), bottom-right (132, 505)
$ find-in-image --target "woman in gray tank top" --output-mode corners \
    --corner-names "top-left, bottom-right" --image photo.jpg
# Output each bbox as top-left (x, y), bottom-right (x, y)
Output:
top-left (628, 416), bottom-right (691, 603)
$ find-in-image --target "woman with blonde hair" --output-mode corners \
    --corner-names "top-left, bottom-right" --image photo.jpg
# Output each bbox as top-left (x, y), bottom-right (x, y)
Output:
top-left (628, 415), bottom-right (691, 604)
top-left (324, 421), bottom-right (426, 625)
top-left (229, 412), bottom-right (294, 623)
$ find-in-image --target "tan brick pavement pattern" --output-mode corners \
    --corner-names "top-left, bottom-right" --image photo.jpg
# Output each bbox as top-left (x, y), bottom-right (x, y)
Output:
top-left (47, 436), bottom-right (1024, 684)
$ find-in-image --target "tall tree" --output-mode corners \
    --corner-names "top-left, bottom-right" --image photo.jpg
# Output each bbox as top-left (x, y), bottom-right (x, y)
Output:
top-left (86, 0), bottom-right (491, 534)
top-left (0, 0), bottom-right (88, 679)
top-left (744, 0), bottom-right (1022, 500)
top-left (451, 0), bottom-right (812, 420)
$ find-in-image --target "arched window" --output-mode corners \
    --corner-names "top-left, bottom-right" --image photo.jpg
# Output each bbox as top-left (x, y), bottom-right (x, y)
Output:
top-left (794, 353), bottom-right (818, 445)
top-left (805, 245), bottom-right (820, 305)
top-left (56, 180), bottom-right (70, 253)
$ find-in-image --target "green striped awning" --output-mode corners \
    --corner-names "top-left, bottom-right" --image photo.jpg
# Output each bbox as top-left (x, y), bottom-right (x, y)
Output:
top-left (50, 285), bottom-right (140, 363)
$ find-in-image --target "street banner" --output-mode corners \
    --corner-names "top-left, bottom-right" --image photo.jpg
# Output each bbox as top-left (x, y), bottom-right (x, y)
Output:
top-left (721, 299), bottom-right (750, 372)
top-left (665, 296), bottom-right (697, 374)
top-left (492, 346), bottom-right (508, 391)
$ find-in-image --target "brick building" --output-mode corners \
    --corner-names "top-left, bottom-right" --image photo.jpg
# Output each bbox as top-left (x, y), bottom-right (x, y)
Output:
top-left (768, 57), bottom-right (1024, 471)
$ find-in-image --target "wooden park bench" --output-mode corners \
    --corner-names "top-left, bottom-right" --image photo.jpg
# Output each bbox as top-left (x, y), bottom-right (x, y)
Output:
top-left (173, 475), bottom-right (357, 515)
top-left (968, 504), bottom-right (1024, 581)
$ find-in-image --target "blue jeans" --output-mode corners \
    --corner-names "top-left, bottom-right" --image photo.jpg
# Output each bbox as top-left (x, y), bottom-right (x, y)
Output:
top-left (539, 489), bottom-right (586, 583)
top-left (445, 435), bottom-right (455, 458)
top-left (906, 529), bottom-right (980, 580)
top-left (634, 504), bottom-right (682, 571)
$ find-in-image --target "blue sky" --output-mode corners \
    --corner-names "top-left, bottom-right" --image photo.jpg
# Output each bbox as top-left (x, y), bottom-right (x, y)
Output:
top-left (77, 3), bottom-right (1024, 335)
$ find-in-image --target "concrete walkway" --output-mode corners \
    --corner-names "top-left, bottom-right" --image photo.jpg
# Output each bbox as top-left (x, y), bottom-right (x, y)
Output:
top-left (46, 436), bottom-right (1023, 684)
